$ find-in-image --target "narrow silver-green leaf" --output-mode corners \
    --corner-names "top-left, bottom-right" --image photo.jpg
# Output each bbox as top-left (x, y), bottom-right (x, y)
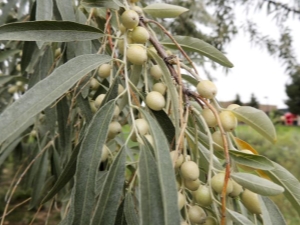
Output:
top-left (141, 109), bottom-right (181, 225)
top-left (232, 106), bottom-right (277, 143)
top-left (0, 54), bottom-right (111, 145)
top-left (36, 0), bottom-right (53, 21)
top-left (72, 100), bottom-right (115, 225)
top-left (266, 161), bottom-right (300, 216)
top-left (139, 146), bottom-right (164, 225)
top-left (161, 36), bottom-right (234, 68)
top-left (91, 147), bottom-right (126, 225)
top-left (143, 3), bottom-right (188, 18)
top-left (55, 0), bottom-right (76, 22)
top-left (81, 0), bottom-right (121, 9)
top-left (124, 193), bottom-right (139, 225)
top-left (229, 150), bottom-right (274, 170)
top-left (227, 209), bottom-right (254, 225)
top-left (0, 49), bottom-right (21, 62)
top-left (0, 21), bottom-right (103, 42)
top-left (259, 196), bottom-right (287, 225)
top-left (0, 75), bottom-right (18, 86)
top-left (231, 172), bottom-right (284, 196)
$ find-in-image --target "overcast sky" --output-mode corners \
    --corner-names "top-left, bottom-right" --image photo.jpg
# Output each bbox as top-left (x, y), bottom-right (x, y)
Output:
top-left (205, 2), bottom-right (300, 109)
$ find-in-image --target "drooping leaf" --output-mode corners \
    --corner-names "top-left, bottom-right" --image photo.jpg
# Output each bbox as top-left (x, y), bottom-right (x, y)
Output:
top-left (141, 109), bottom-right (181, 225)
top-left (266, 161), bottom-right (300, 216)
top-left (41, 143), bottom-right (81, 204)
top-left (71, 100), bottom-right (115, 225)
top-left (0, 49), bottom-right (21, 62)
top-left (229, 150), bottom-right (274, 170)
top-left (81, 0), bottom-right (123, 9)
top-left (232, 106), bottom-right (277, 143)
top-left (0, 54), bottom-right (111, 145)
top-left (259, 196), bottom-right (287, 225)
top-left (227, 209), bottom-right (254, 225)
top-left (124, 193), bottom-right (139, 225)
top-left (161, 36), bottom-right (234, 68)
top-left (231, 172), bottom-right (284, 196)
top-left (181, 74), bottom-right (198, 87)
top-left (139, 145), bottom-right (164, 225)
top-left (36, 0), bottom-right (53, 21)
top-left (91, 147), bottom-right (126, 225)
top-left (0, 21), bottom-right (103, 42)
top-left (114, 200), bottom-right (127, 225)
top-left (143, 3), bottom-right (188, 18)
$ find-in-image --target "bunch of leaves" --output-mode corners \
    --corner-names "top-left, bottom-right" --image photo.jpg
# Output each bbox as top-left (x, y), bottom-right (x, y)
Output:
top-left (0, 1), bottom-right (300, 225)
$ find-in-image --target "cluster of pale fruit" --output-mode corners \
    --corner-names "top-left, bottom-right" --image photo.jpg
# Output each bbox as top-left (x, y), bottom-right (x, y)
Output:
top-left (89, 6), bottom-right (261, 225)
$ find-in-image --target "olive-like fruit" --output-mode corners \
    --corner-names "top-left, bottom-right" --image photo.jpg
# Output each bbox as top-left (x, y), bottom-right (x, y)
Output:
top-left (188, 205), bottom-right (206, 224)
top-left (98, 63), bottom-right (111, 78)
top-left (118, 84), bottom-right (125, 95)
top-left (145, 91), bottom-right (165, 111)
top-left (229, 180), bottom-right (243, 197)
top-left (193, 185), bottom-right (213, 206)
top-left (184, 179), bottom-right (200, 191)
top-left (212, 130), bottom-right (224, 147)
top-left (89, 100), bottom-right (97, 113)
top-left (108, 121), bottom-right (122, 139)
top-left (144, 134), bottom-right (154, 146)
top-left (241, 189), bottom-right (262, 214)
top-left (8, 85), bottom-right (18, 94)
top-left (219, 111), bottom-right (238, 131)
top-left (149, 65), bottom-right (163, 80)
top-left (131, 26), bottom-right (149, 44)
top-left (131, 6), bottom-right (143, 15)
top-left (227, 104), bottom-right (240, 110)
top-left (126, 45), bottom-right (148, 65)
top-left (121, 10), bottom-right (139, 29)
top-left (211, 172), bottom-right (233, 195)
top-left (180, 161), bottom-right (199, 181)
top-left (101, 145), bottom-right (109, 162)
top-left (197, 80), bottom-right (217, 99)
top-left (202, 107), bottom-right (217, 127)
top-left (170, 151), bottom-right (184, 169)
top-left (203, 217), bottom-right (217, 225)
top-left (94, 94), bottom-right (106, 109)
top-left (178, 192), bottom-right (186, 210)
top-left (153, 82), bottom-right (167, 95)
top-left (90, 78), bottom-right (100, 90)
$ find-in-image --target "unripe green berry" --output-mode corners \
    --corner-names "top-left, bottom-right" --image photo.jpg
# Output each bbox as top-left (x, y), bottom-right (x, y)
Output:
top-left (229, 180), bottom-right (243, 197)
top-left (211, 172), bottom-right (233, 195)
top-left (108, 121), bottom-right (122, 139)
top-left (180, 161), bottom-right (199, 181)
top-left (127, 45), bottom-right (148, 65)
top-left (212, 130), bottom-right (224, 147)
top-left (55, 48), bottom-right (61, 58)
top-left (101, 145), bottom-right (110, 162)
top-left (113, 105), bottom-right (120, 118)
top-left (119, 23), bottom-right (126, 34)
top-left (188, 205), bottom-right (206, 224)
top-left (131, 26), bottom-right (149, 44)
top-left (121, 10), bottom-right (139, 29)
top-left (153, 82), bottom-right (167, 95)
top-left (150, 65), bottom-right (163, 80)
top-left (197, 80), bottom-right (217, 99)
top-left (241, 189), bottom-right (262, 214)
top-left (201, 107), bottom-right (217, 127)
top-left (178, 192), bottom-right (186, 210)
top-left (170, 151), bottom-right (184, 169)
top-left (184, 179), bottom-right (200, 191)
top-left (219, 111), bottom-right (238, 131)
top-left (204, 217), bottom-right (217, 225)
top-left (193, 185), bottom-right (213, 206)
top-left (94, 94), bottom-right (106, 109)
top-left (131, 6), bottom-right (143, 15)
top-left (145, 91), bottom-right (165, 111)
top-left (98, 63), bottom-right (111, 78)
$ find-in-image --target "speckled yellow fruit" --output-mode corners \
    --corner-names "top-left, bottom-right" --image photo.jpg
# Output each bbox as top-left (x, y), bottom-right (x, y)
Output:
top-left (149, 65), bottom-right (163, 80)
top-left (202, 108), bottom-right (217, 127)
top-left (184, 179), bottom-right (200, 191)
top-left (178, 192), bottom-right (186, 210)
top-left (211, 172), bottom-right (233, 195)
top-left (108, 121), bottom-right (122, 139)
top-left (153, 82), bottom-right (167, 95)
top-left (188, 205), bottom-right (206, 224)
top-left (219, 111), bottom-right (238, 131)
top-left (145, 91), bottom-right (165, 111)
top-left (229, 180), bottom-right (243, 197)
top-left (121, 10), bottom-right (139, 29)
top-left (98, 63), bottom-right (111, 78)
top-left (131, 26), bottom-right (149, 44)
top-left (94, 94), bottom-right (106, 109)
top-left (180, 161), bottom-right (199, 181)
top-left (126, 45), bottom-right (147, 65)
top-left (241, 189), bottom-right (262, 214)
top-left (193, 185), bottom-right (213, 206)
top-left (197, 80), bottom-right (217, 99)
top-left (170, 151), bottom-right (184, 169)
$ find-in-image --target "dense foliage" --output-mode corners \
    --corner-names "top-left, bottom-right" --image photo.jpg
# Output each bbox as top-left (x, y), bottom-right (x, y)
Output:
top-left (0, 1), bottom-right (300, 225)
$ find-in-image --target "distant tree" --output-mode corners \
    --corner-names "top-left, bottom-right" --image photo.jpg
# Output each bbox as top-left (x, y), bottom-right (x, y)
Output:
top-left (233, 93), bottom-right (243, 106)
top-left (248, 93), bottom-right (259, 108)
top-left (285, 69), bottom-right (300, 114)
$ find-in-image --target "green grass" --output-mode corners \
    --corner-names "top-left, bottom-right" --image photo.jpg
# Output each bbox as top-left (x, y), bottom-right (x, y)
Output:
top-left (235, 124), bottom-right (300, 224)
